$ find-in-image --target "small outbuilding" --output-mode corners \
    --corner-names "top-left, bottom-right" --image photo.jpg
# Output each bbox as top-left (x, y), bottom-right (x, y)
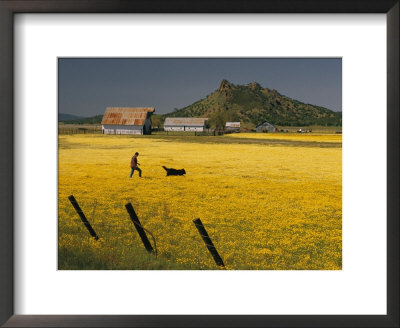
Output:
top-left (101, 107), bottom-right (155, 135)
top-left (164, 117), bottom-right (208, 132)
top-left (225, 122), bottom-right (241, 132)
top-left (256, 121), bottom-right (276, 132)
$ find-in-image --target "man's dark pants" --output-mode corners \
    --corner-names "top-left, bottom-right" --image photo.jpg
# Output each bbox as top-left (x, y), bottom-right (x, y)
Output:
top-left (130, 167), bottom-right (142, 178)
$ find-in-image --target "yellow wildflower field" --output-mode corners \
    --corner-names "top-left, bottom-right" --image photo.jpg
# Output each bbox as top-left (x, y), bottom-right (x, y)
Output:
top-left (225, 132), bottom-right (342, 143)
top-left (58, 133), bottom-right (342, 270)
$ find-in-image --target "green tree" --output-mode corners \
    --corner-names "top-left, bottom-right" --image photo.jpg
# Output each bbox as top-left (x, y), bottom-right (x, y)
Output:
top-left (209, 110), bottom-right (227, 131)
top-left (151, 114), bottom-right (165, 129)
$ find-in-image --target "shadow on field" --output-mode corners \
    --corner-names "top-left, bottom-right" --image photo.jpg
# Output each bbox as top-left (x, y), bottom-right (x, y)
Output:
top-left (59, 134), bottom-right (342, 149)
top-left (149, 135), bottom-right (342, 148)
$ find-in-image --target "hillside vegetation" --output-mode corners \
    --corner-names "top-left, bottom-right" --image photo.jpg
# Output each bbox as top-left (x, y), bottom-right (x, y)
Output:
top-left (166, 80), bottom-right (342, 127)
top-left (59, 113), bottom-right (85, 121)
top-left (59, 80), bottom-right (341, 128)
top-left (59, 114), bottom-right (103, 124)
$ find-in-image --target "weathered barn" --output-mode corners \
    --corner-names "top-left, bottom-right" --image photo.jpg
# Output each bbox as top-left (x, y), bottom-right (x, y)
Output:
top-left (256, 121), bottom-right (276, 132)
top-left (101, 107), bottom-right (155, 135)
top-left (164, 117), bottom-right (208, 132)
top-left (225, 122), bottom-right (241, 132)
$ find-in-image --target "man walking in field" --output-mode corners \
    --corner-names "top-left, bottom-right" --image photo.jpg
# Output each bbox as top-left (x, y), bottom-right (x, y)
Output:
top-left (130, 152), bottom-right (142, 178)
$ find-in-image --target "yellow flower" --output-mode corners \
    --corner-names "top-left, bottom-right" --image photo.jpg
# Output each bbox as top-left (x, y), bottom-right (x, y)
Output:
top-left (58, 133), bottom-right (342, 270)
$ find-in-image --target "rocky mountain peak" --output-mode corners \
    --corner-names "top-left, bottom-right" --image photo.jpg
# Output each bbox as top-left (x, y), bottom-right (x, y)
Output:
top-left (248, 81), bottom-right (262, 91)
top-left (218, 79), bottom-right (232, 93)
top-left (165, 79), bottom-right (341, 127)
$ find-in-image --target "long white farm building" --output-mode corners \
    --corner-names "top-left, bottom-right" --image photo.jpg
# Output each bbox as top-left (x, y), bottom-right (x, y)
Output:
top-left (101, 107), bottom-right (155, 135)
top-left (164, 117), bottom-right (208, 132)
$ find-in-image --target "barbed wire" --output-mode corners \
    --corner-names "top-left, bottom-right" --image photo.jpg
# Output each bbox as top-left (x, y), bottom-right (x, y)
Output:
top-left (130, 218), bottom-right (158, 258)
top-left (68, 197), bottom-right (234, 267)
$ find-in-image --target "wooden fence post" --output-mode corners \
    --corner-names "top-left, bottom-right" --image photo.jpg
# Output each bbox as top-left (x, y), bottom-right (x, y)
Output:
top-left (193, 218), bottom-right (225, 268)
top-left (68, 195), bottom-right (99, 240)
top-left (125, 203), bottom-right (154, 254)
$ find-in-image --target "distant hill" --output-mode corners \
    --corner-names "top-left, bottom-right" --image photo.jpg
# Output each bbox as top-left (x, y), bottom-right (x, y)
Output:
top-left (59, 114), bottom-right (103, 124)
top-left (165, 80), bottom-right (342, 127)
top-left (58, 113), bottom-right (85, 121)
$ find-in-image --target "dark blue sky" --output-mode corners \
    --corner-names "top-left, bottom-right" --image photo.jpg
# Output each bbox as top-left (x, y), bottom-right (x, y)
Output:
top-left (58, 58), bottom-right (342, 116)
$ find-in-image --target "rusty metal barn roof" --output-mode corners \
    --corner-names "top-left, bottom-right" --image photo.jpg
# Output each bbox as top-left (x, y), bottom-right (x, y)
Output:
top-left (164, 117), bottom-right (208, 126)
top-left (101, 107), bottom-right (155, 126)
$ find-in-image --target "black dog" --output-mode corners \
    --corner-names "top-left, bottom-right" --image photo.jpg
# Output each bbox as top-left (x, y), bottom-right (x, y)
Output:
top-left (162, 166), bottom-right (186, 176)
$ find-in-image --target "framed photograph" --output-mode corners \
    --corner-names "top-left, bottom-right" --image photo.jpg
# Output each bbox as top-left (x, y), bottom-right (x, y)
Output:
top-left (57, 57), bottom-right (343, 272)
top-left (0, 1), bottom-right (398, 327)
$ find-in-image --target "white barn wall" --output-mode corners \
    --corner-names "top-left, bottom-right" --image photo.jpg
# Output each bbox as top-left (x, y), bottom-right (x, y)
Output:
top-left (164, 126), bottom-right (184, 132)
top-left (164, 125), bottom-right (205, 132)
top-left (163, 117), bottom-right (208, 132)
top-left (184, 126), bottom-right (205, 132)
top-left (102, 124), bottom-right (143, 135)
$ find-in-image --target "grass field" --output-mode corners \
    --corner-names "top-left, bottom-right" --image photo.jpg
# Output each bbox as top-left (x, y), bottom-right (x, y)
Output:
top-left (58, 133), bottom-right (342, 270)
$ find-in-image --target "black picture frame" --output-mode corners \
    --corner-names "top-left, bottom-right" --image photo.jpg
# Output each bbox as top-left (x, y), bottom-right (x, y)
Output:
top-left (0, 1), bottom-right (398, 327)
